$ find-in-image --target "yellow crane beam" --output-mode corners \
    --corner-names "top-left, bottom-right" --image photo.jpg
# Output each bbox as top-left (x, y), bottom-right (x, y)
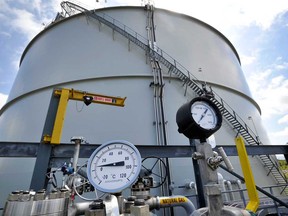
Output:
top-left (43, 88), bottom-right (126, 144)
top-left (54, 88), bottom-right (126, 107)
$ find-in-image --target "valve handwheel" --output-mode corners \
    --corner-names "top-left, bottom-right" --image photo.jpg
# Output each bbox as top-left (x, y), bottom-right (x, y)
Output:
top-left (141, 156), bottom-right (168, 188)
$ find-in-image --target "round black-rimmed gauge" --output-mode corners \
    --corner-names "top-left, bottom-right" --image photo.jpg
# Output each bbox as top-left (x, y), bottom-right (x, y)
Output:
top-left (176, 97), bottom-right (222, 140)
top-left (87, 140), bottom-right (142, 193)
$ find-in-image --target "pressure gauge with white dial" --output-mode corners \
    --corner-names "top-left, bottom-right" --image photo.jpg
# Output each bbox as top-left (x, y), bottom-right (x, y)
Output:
top-left (87, 140), bottom-right (142, 193)
top-left (191, 101), bottom-right (217, 130)
top-left (176, 96), bottom-right (222, 140)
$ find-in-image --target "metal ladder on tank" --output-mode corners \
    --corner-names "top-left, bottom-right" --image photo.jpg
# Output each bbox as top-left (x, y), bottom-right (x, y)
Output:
top-left (59, 1), bottom-right (288, 195)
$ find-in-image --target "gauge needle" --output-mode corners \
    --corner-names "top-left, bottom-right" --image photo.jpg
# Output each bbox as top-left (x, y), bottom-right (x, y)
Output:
top-left (198, 108), bottom-right (208, 123)
top-left (98, 161), bottom-right (125, 167)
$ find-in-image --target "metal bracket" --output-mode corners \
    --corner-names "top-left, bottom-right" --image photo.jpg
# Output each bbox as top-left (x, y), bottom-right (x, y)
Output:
top-left (207, 152), bottom-right (223, 171)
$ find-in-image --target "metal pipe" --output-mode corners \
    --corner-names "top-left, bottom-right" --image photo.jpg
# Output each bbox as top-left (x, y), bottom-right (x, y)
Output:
top-left (68, 195), bottom-right (119, 216)
top-left (235, 179), bottom-right (245, 205)
top-left (218, 173), bottom-right (228, 202)
top-left (146, 196), bottom-right (198, 216)
top-left (248, 116), bottom-right (259, 143)
top-left (235, 136), bottom-right (259, 212)
top-left (236, 179), bottom-right (242, 190)
top-left (146, 6), bottom-right (173, 215)
top-left (71, 137), bottom-right (83, 172)
top-left (225, 180), bottom-right (235, 201)
top-left (219, 164), bottom-right (288, 208)
top-left (68, 201), bottom-right (91, 216)
top-left (218, 147), bottom-right (234, 171)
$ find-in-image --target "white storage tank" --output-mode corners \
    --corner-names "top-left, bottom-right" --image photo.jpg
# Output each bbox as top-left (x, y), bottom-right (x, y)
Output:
top-left (0, 5), bottom-right (282, 213)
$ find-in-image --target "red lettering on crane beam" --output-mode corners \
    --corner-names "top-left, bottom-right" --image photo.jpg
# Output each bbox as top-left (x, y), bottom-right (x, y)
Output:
top-left (94, 96), bottom-right (113, 103)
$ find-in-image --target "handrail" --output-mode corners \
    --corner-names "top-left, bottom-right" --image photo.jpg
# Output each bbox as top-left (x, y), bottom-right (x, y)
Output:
top-left (212, 90), bottom-right (259, 141)
top-left (60, 1), bottom-right (259, 144)
top-left (89, 6), bottom-right (259, 145)
top-left (59, 1), bottom-right (286, 189)
top-left (219, 164), bottom-right (288, 208)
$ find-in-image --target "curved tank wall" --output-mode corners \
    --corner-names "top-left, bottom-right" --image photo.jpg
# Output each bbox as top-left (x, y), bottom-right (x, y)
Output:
top-left (0, 6), bottom-right (277, 212)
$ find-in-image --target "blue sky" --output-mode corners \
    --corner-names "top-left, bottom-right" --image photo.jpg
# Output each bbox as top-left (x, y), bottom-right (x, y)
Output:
top-left (0, 0), bottom-right (288, 147)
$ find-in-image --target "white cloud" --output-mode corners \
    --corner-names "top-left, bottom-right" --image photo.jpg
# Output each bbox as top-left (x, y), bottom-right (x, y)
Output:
top-left (0, 2), bottom-right (40, 40)
top-left (275, 61), bottom-right (288, 70)
top-left (10, 8), bottom-right (42, 40)
top-left (42, 0), bottom-right (288, 33)
top-left (269, 127), bottom-right (288, 145)
top-left (1, 0), bottom-right (288, 126)
top-left (1, 0), bottom-right (286, 45)
top-left (0, 0), bottom-right (64, 41)
top-left (153, 0), bottom-right (288, 32)
top-left (240, 54), bottom-right (256, 66)
top-left (247, 69), bottom-right (288, 119)
top-left (0, 31), bottom-right (11, 37)
top-left (279, 115), bottom-right (288, 124)
top-left (0, 93), bottom-right (8, 110)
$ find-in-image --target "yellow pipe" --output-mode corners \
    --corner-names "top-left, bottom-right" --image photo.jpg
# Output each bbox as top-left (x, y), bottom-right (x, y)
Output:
top-left (235, 136), bottom-right (259, 213)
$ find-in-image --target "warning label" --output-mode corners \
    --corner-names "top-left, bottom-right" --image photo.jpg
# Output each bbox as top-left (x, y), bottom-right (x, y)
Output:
top-left (160, 197), bottom-right (188, 205)
top-left (94, 96), bottom-right (113, 103)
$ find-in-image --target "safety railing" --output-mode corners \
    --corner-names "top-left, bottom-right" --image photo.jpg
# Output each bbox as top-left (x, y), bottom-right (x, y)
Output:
top-left (59, 1), bottom-right (287, 193)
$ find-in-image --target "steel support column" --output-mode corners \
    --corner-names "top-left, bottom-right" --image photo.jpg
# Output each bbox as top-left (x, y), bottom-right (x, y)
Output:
top-left (190, 139), bottom-right (206, 208)
top-left (30, 90), bottom-right (59, 191)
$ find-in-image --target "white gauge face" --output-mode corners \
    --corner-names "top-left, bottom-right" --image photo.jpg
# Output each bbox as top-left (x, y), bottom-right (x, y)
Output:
top-left (191, 101), bottom-right (217, 130)
top-left (87, 140), bottom-right (142, 193)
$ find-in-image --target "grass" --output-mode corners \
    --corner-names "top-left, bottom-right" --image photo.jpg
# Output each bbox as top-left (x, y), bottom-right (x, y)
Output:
top-left (278, 160), bottom-right (288, 179)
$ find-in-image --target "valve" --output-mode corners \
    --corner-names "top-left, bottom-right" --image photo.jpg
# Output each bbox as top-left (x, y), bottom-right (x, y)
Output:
top-left (85, 199), bottom-right (106, 216)
top-left (130, 199), bottom-right (150, 216)
top-left (61, 162), bottom-right (74, 175)
top-left (207, 151), bottom-right (223, 170)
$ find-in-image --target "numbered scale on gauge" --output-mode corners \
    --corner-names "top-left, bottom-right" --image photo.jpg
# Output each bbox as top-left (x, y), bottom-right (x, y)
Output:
top-left (87, 140), bottom-right (142, 193)
top-left (176, 96), bottom-right (222, 139)
top-left (191, 100), bottom-right (218, 130)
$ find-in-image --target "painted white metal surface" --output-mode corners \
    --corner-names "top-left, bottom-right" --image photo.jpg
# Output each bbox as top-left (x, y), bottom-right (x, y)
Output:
top-left (0, 6), bottom-right (277, 212)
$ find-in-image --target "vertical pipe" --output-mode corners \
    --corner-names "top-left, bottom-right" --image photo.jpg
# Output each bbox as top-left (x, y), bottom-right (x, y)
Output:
top-left (218, 173), bottom-right (228, 202)
top-left (225, 180), bottom-right (234, 201)
top-left (235, 179), bottom-right (246, 206)
top-left (235, 136), bottom-right (259, 213)
top-left (146, 5), bottom-right (172, 215)
top-left (219, 164), bottom-right (288, 208)
top-left (71, 138), bottom-right (82, 171)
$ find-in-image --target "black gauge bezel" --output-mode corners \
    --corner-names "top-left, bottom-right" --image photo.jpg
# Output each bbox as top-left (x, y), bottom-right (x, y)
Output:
top-left (176, 97), bottom-right (222, 139)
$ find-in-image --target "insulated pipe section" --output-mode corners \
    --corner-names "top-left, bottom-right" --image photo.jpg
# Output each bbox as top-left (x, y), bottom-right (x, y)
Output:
top-left (70, 136), bottom-right (84, 171)
top-left (218, 147), bottom-right (234, 171)
top-left (146, 196), bottom-right (198, 216)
